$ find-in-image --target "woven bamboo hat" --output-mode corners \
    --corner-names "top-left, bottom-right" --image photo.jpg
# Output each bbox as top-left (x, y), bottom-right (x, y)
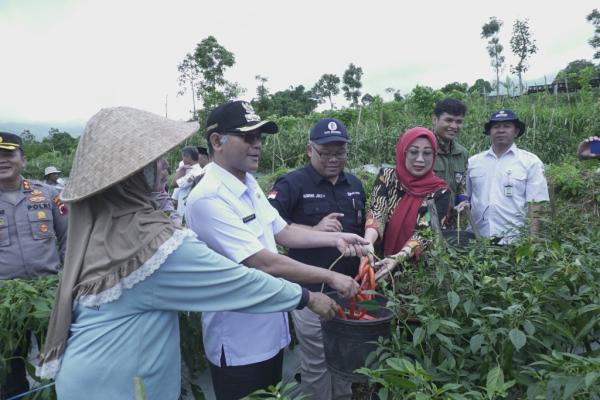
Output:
top-left (61, 107), bottom-right (199, 202)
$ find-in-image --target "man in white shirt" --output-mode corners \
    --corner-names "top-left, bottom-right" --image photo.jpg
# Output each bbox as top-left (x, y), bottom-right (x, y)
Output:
top-left (171, 147), bottom-right (203, 221)
top-left (186, 100), bottom-right (368, 400)
top-left (466, 109), bottom-right (549, 243)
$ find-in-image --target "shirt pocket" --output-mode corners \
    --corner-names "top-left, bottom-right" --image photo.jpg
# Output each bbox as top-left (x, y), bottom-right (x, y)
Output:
top-left (339, 197), bottom-right (365, 229)
top-left (0, 215), bottom-right (9, 247)
top-left (302, 200), bottom-right (332, 226)
top-left (28, 209), bottom-right (55, 240)
top-left (468, 168), bottom-right (486, 189)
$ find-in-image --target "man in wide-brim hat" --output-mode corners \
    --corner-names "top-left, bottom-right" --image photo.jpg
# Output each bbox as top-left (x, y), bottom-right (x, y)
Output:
top-left (37, 106), bottom-right (344, 400)
top-left (465, 109), bottom-right (549, 243)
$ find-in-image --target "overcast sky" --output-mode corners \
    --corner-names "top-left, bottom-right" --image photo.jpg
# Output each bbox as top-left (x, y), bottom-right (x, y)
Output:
top-left (0, 0), bottom-right (597, 133)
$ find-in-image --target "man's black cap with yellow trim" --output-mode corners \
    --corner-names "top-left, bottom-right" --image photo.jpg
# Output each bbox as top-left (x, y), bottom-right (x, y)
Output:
top-left (0, 131), bottom-right (22, 151)
top-left (205, 100), bottom-right (278, 137)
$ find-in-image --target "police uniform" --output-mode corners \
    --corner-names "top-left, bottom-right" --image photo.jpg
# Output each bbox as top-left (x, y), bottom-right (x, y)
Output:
top-left (0, 178), bottom-right (68, 279)
top-left (268, 164), bottom-right (366, 291)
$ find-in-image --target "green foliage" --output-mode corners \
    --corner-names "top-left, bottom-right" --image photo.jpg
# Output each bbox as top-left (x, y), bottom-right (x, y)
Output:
top-left (266, 85), bottom-right (318, 117)
top-left (20, 128), bottom-right (78, 180)
top-left (587, 9), bottom-right (600, 60)
top-left (555, 60), bottom-right (599, 90)
top-left (510, 19), bottom-right (538, 95)
top-left (0, 276), bottom-right (58, 397)
top-left (312, 73), bottom-right (341, 110)
top-left (481, 17), bottom-right (505, 93)
top-left (342, 63), bottom-right (363, 107)
top-left (189, 36), bottom-right (245, 110)
top-left (242, 381), bottom-right (306, 400)
top-left (358, 166), bottom-right (600, 398)
top-left (468, 79), bottom-right (493, 97)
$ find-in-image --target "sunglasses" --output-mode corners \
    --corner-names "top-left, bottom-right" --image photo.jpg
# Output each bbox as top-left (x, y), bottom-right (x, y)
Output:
top-left (225, 131), bottom-right (264, 144)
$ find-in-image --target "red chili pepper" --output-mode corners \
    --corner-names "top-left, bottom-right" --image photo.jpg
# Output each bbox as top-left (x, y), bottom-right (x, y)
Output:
top-left (336, 306), bottom-right (347, 320)
top-left (359, 313), bottom-right (377, 321)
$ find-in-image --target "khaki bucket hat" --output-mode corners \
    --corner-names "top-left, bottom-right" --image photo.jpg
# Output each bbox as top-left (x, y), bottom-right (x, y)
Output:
top-left (61, 107), bottom-right (199, 202)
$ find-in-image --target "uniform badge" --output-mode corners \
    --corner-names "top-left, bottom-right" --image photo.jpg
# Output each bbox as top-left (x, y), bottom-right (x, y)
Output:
top-left (268, 191), bottom-right (278, 200)
top-left (37, 211), bottom-right (47, 219)
top-left (23, 180), bottom-right (31, 190)
top-left (31, 190), bottom-right (43, 195)
top-left (39, 223), bottom-right (49, 233)
top-left (53, 195), bottom-right (67, 215)
top-left (29, 196), bottom-right (47, 202)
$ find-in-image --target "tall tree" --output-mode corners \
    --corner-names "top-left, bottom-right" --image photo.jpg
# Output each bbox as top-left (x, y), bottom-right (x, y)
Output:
top-left (177, 53), bottom-right (200, 120)
top-left (311, 73), bottom-right (340, 110)
top-left (252, 75), bottom-right (271, 115)
top-left (342, 63), bottom-right (363, 107)
top-left (587, 9), bottom-right (600, 61)
top-left (192, 36), bottom-right (245, 109)
top-left (481, 17), bottom-right (505, 95)
top-left (510, 19), bottom-right (538, 95)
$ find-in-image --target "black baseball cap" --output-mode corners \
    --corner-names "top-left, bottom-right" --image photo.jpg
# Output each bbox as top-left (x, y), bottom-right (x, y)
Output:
top-left (310, 118), bottom-right (350, 145)
top-left (484, 109), bottom-right (526, 137)
top-left (205, 101), bottom-right (278, 136)
top-left (0, 131), bottom-right (22, 151)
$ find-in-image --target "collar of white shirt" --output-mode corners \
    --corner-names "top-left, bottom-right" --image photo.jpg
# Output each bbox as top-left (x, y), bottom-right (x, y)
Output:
top-left (485, 143), bottom-right (518, 159)
top-left (207, 162), bottom-right (259, 199)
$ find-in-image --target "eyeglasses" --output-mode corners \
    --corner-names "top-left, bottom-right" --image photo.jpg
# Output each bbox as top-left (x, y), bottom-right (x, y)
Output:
top-left (225, 131), bottom-right (264, 144)
top-left (405, 148), bottom-right (434, 160)
top-left (310, 144), bottom-right (348, 161)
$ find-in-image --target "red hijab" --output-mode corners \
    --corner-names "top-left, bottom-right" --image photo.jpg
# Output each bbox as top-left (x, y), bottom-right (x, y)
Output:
top-left (383, 127), bottom-right (448, 256)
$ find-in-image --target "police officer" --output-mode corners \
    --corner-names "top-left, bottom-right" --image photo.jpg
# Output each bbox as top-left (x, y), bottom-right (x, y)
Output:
top-left (268, 118), bottom-right (365, 400)
top-left (0, 131), bottom-right (68, 399)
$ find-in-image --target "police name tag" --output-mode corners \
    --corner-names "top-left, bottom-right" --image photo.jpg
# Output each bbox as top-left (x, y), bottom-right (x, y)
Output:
top-left (242, 214), bottom-right (256, 223)
top-left (504, 185), bottom-right (513, 197)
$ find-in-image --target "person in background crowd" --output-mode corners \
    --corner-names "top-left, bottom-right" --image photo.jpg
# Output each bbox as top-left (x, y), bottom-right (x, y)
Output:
top-left (37, 107), bottom-right (340, 400)
top-left (151, 157), bottom-right (180, 223)
top-left (43, 166), bottom-right (64, 190)
top-left (0, 131), bottom-right (68, 399)
top-left (431, 98), bottom-right (469, 202)
top-left (466, 110), bottom-right (549, 244)
top-left (197, 146), bottom-right (210, 168)
top-left (363, 127), bottom-right (451, 279)
top-left (577, 136), bottom-right (600, 160)
top-left (268, 117), bottom-right (364, 400)
top-left (186, 101), bottom-right (369, 400)
top-left (171, 147), bottom-right (203, 221)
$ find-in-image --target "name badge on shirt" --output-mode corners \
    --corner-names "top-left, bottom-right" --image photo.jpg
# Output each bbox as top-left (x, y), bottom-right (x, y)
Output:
top-left (504, 185), bottom-right (513, 197)
top-left (242, 214), bottom-right (256, 223)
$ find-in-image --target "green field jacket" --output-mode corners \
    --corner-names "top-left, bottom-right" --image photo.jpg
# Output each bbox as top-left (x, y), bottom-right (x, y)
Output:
top-left (434, 140), bottom-right (469, 198)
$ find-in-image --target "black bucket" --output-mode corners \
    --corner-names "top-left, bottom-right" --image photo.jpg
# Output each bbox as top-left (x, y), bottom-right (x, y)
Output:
top-left (321, 292), bottom-right (393, 382)
top-left (442, 229), bottom-right (477, 248)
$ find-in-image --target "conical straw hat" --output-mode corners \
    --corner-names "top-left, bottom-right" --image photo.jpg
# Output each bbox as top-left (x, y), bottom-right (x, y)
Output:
top-left (61, 107), bottom-right (199, 202)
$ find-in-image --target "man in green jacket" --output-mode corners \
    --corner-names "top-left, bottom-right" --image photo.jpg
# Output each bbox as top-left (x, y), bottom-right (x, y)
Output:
top-left (432, 98), bottom-right (469, 203)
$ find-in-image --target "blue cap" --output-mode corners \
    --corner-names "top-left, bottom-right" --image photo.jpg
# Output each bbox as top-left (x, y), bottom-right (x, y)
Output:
top-left (484, 109), bottom-right (526, 137)
top-left (309, 118), bottom-right (350, 145)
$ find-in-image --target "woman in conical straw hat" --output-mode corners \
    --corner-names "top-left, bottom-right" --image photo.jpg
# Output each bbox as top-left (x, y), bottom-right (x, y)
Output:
top-left (37, 107), bottom-right (342, 399)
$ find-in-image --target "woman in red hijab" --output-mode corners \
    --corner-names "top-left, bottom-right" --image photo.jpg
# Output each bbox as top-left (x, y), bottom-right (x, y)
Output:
top-left (364, 127), bottom-right (451, 278)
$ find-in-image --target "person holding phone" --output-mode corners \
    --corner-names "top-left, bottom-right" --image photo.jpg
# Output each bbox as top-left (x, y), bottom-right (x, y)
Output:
top-left (577, 136), bottom-right (600, 160)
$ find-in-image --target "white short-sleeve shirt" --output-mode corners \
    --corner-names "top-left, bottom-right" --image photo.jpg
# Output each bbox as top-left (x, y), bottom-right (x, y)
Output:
top-left (466, 144), bottom-right (549, 243)
top-left (186, 163), bottom-right (290, 366)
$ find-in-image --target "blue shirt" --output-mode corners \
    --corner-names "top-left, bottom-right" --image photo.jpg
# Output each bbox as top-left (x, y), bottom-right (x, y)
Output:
top-left (55, 233), bottom-right (302, 400)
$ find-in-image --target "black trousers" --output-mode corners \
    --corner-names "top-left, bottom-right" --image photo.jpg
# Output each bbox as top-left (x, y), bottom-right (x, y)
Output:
top-left (1, 337), bottom-right (30, 400)
top-left (208, 349), bottom-right (284, 400)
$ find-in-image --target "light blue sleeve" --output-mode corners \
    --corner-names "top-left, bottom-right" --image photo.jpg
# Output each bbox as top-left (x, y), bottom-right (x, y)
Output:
top-left (150, 236), bottom-right (302, 313)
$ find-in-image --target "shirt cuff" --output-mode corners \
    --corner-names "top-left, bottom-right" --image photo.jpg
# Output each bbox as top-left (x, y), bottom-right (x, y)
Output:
top-left (296, 288), bottom-right (310, 310)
